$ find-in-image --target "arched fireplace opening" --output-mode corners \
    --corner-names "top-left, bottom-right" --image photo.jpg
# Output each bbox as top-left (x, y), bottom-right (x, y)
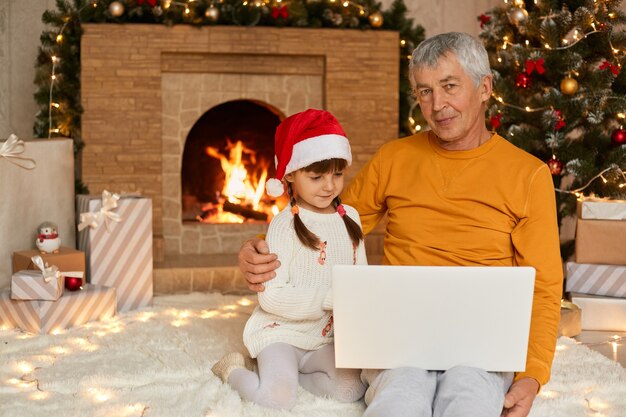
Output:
top-left (181, 99), bottom-right (285, 223)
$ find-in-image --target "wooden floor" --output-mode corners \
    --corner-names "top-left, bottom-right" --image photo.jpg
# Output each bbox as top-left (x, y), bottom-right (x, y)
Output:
top-left (576, 330), bottom-right (626, 367)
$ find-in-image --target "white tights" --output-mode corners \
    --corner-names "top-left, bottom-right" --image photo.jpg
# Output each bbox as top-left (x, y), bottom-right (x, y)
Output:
top-left (228, 342), bottom-right (366, 410)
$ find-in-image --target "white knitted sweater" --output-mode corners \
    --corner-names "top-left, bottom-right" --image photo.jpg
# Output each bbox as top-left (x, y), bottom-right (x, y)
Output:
top-left (243, 204), bottom-right (368, 358)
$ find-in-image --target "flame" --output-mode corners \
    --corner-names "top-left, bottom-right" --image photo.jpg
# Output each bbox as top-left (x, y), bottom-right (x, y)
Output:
top-left (203, 139), bottom-right (275, 223)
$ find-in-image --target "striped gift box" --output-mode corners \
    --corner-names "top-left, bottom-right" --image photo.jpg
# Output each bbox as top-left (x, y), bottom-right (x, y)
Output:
top-left (11, 270), bottom-right (63, 301)
top-left (566, 262), bottom-right (626, 298)
top-left (0, 284), bottom-right (116, 334)
top-left (77, 194), bottom-right (153, 312)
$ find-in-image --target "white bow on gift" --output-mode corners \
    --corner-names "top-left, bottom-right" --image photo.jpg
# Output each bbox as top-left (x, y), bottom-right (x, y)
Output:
top-left (31, 255), bottom-right (84, 283)
top-left (78, 190), bottom-right (123, 232)
top-left (0, 134), bottom-right (36, 170)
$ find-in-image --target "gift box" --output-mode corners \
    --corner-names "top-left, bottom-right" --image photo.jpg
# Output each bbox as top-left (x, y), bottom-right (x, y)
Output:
top-left (77, 192), bottom-right (153, 312)
top-left (557, 300), bottom-right (582, 337)
top-left (570, 293), bottom-right (626, 331)
top-left (0, 136), bottom-right (75, 289)
top-left (575, 219), bottom-right (626, 265)
top-left (11, 270), bottom-right (63, 301)
top-left (12, 247), bottom-right (85, 276)
top-left (0, 284), bottom-right (116, 334)
top-left (566, 262), bottom-right (626, 298)
top-left (577, 198), bottom-right (626, 220)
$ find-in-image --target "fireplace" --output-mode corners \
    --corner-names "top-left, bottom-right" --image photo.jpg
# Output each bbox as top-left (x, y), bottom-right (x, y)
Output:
top-left (181, 99), bottom-right (286, 224)
top-left (80, 24), bottom-right (399, 261)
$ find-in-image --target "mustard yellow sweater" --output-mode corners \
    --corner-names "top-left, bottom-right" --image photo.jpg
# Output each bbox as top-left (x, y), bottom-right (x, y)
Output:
top-left (342, 131), bottom-right (563, 386)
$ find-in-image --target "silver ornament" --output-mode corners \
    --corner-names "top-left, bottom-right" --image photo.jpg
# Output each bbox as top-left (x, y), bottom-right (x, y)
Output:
top-left (109, 1), bottom-right (125, 17)
top-left (205, 6), bottom-right (219, 21)
top-left (508, 7), bottom-right (528, 26)
top-left (332, 13), bottom-right (343, 26)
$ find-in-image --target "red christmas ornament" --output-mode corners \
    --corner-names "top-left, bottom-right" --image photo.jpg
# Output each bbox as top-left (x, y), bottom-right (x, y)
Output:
top-left (611, 127), bottom-right (626, 146)
top-left (65, 276), bottom-right (83, 292)
top-left (490, 113), bottom-right (502, 130)
top-left (479, 14), bottom-right (491, 29)
top-left (137, 0), bottom-right (157, 6)
top-left (515, 73), bottom-right (532, 88)
top-left (547, 157), bottom-right (563, 175)
top-left (554, 109), bottom-right (566, 131)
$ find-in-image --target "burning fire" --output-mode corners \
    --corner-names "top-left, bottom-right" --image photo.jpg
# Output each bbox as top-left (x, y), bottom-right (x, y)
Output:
top-left (201, 139), bottom-right (279, 223)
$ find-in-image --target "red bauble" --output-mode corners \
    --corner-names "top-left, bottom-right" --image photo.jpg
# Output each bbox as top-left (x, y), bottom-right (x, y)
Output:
top-left (611, 128), bottom-right (626, 146)
top-left (547, 157), bottom-right (563, 175)
top-left (515, 73), bottom-right (532, 89)
top-left (65, 276), bottom-right (84, 291)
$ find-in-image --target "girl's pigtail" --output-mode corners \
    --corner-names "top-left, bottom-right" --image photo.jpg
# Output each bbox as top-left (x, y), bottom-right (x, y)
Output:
top-left (288, 182), bottom-right (322, 250)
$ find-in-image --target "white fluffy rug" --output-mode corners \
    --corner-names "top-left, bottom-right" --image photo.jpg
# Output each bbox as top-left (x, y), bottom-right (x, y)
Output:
top-left (0, 292), bottom-right (625, 417)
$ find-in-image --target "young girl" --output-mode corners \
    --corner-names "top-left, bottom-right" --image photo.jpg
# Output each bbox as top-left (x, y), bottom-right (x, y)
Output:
top-left (212, 109), bottom-right (368, 409)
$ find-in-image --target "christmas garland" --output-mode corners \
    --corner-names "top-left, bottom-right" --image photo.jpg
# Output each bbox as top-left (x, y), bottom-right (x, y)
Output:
top-left (33, 0), bottom-right (425, 193)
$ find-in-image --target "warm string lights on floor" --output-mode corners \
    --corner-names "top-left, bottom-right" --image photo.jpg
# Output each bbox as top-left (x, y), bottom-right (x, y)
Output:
top-left (538, 335), bottom-right (624, 416)
top-left (2, 296), bottom-right (254, 409)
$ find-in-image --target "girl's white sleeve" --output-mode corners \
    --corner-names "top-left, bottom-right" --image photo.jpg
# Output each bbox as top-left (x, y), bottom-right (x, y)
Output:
top-left (257, 216), bottom-right (329, 321)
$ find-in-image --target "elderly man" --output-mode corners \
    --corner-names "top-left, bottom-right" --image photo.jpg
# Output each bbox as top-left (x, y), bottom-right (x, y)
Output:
top-left (238, 32), bottom-right (562, 417)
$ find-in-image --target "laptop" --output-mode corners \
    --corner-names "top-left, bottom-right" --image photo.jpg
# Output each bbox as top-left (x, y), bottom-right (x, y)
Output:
top-left (332, 265), bottom-right (535, 372)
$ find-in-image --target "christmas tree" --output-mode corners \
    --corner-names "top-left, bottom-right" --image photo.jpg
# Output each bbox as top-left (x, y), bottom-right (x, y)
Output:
top-left (479, 0), bottom-right (626, 257)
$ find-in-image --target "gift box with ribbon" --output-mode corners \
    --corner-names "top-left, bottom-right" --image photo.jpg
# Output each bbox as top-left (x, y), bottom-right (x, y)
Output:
top-left (10, 255), bottom-right (82, 301)
top-left (0, 284), bottom-right (116, 334)
top-left (77, 191), bottom-right (153, 312)
top-left (0, 135), bottom-right (75, 289)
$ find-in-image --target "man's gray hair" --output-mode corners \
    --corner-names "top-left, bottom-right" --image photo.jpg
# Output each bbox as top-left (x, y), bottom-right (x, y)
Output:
top-left (409, 32), bottom-right (491, 87)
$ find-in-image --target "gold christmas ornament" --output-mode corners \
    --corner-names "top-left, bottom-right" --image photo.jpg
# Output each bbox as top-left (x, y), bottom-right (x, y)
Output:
top-left (508, 7), bottom-right (528, 26)
top-left (109, 1), bottom-right (125, 17)
top-left (560, 76), bottom-right (579, 95)
top-left (368, 11), bottom-right (383, 28)
top-left (205, 5), bottom-right (219, 21)
top-left (513, 0), bottom-right (525, 6)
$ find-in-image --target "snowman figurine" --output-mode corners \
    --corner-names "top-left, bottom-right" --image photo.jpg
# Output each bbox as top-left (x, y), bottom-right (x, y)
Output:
top-left (36, 221), bottom-right (61, 254)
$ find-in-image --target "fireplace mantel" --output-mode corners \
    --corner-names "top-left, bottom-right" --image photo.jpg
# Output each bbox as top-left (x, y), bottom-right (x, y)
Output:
top-left (81, 24), bottom-right (398, 261)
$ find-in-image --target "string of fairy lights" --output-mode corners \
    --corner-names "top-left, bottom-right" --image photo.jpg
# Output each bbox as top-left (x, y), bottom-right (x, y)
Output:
top-left (44, 0), bottom-right (625, 195)
top-left (44, 0), bottom-right (391, 139)
top-left (482, 0), bottom-right (626, 196)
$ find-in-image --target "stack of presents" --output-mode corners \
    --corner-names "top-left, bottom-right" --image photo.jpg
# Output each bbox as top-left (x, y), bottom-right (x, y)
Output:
top-left (0, 136), bottom-right (153, 334)
top-left (565, 197), bottom-right (626, 333)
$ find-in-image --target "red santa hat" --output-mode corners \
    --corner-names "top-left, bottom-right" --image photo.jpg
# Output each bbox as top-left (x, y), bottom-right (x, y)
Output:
top-left (265, 109), bottom-right (352, 197)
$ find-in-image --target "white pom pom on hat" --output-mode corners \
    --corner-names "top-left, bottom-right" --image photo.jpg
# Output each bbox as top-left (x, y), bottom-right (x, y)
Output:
top-left (265, 178), bottom-right (285, 198)
top-left (265, 109), bottom-right (352, 197)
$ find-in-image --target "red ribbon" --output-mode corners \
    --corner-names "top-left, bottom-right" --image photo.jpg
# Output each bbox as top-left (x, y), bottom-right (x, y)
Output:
top-left (599, 60), bottom-right (620, 76)
top-left (137, 0), bottom-right (158, 6)
top-left (479, 14), bottom-right (491, 29)
top-left (525, 58), bottom-right (545, 75)
top-left (271, 5), bottom-right (288, 19)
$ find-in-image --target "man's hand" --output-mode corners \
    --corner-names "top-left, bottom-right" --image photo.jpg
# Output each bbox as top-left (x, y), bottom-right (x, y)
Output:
top-left (501, 377), bottom-right (539, 417)
top-left (238, 237), bottom-right (280, 292)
